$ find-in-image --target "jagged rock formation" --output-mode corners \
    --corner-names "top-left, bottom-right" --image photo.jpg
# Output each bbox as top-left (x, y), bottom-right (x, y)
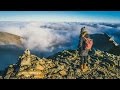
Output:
top-left (2, 49), bottom-right (120, 79)
top-left (90, 33), bottom-right (120, 55)
top-left (90, 33), bottom-right (118, 51)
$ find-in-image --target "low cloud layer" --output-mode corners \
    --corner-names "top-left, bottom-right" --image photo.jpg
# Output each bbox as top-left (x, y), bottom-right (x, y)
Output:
top-left (0, 21), bottom-right (120, 57)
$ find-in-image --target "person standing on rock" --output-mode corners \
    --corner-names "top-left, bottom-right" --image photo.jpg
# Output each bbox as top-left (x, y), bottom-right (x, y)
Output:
top-left (78, 27), bottom-right (93, 72)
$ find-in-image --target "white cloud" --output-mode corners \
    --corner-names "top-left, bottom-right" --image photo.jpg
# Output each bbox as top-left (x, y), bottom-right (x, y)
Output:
top-left (0, 21), bottom-right (120, 57)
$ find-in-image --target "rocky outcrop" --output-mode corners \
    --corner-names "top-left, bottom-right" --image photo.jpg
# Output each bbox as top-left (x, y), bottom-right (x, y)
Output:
top-left (20, 49), bottom-right (31, 66)
top-left (2, 49), bottom-right (120, 79)
top-left (90, 33), bottom-right (118, 51)
top-left (109, 45), bottom-right (120, 55)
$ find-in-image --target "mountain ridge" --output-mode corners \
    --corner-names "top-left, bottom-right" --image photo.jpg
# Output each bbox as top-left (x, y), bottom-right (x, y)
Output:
top-left (0, 32), bottom-right (120, 79)
top-left (1, 49), bottom-right (120, 79)
top-left (0, 31), bottom-right (23, 48)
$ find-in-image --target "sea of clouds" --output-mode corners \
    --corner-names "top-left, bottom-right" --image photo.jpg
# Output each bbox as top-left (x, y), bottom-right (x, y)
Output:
top-left (0, 21), bottom-right (120, 70)
top-left (0, 21), bottom-right (120, 57)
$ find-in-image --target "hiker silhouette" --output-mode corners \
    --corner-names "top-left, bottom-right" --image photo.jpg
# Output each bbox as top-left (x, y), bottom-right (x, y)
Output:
top-left (78, 27), bottom-right (93, 72)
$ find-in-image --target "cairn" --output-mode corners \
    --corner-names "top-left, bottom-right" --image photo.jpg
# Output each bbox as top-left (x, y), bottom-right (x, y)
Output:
top-left (20, 49), bottom-right (31, 66)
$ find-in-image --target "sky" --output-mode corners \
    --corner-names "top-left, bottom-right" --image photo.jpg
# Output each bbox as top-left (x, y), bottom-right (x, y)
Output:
top-left (0, 11), bottom-right (120, 23)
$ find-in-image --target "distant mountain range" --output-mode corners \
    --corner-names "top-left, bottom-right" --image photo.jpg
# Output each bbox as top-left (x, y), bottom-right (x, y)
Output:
top-left (0, 31), bottom-right (118, 52)
top-left (0, 31), bottom-right (23, 48)
top-left (0, 31), bottom-right (119, 70)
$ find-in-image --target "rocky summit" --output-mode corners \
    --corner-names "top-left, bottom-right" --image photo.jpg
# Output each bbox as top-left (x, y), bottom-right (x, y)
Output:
top-left (2, 49), bottom-right (120, 79)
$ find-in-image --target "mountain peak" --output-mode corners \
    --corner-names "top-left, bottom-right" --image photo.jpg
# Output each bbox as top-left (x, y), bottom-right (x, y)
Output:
top-left (2, 49), bottom-right (120, 79)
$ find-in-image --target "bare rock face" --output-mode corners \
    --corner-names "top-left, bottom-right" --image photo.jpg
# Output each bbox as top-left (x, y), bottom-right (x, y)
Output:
top-left (0, 31), bottom-right (23, 47)
top-left (2, 49), bottom-right (120, 79)
top-left (90, 33), bottom-right (118, 51)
